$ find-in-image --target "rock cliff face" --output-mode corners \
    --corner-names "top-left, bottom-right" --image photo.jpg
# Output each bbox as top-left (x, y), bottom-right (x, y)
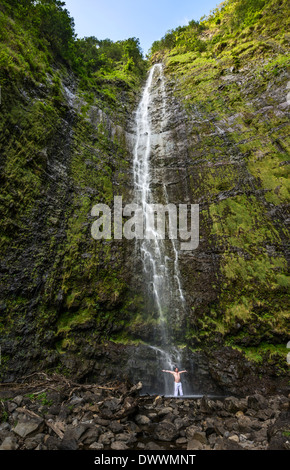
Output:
top-left (0, 0), bottom-right (289, 396)
top-left (0, 3), bottom-right (143, 383)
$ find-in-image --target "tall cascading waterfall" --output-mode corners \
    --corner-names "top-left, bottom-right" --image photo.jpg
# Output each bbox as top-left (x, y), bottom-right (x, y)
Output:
top-left (132, 64), bottom-right (192, 396)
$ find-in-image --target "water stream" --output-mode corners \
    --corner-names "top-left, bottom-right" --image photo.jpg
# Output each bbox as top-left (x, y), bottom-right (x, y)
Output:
top-left (133, 64), bottom-right (191, 396)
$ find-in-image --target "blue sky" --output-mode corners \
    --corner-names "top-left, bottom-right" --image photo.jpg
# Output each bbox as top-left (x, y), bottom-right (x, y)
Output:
top-left (63, 0), bottom-right (221, 54)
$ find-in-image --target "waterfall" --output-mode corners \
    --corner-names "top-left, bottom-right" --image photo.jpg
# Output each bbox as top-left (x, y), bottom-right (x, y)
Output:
top-left (133, 64), bottom-right (189, 396)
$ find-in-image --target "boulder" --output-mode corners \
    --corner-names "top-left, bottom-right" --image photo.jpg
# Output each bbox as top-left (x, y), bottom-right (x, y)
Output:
top-left (114, 397), bottom-right (138, 420)
top-left (109, 421), bottom-right (124, 434)
top-left (80, 425), bottom-right (102, 445)
top-left (238, 415), bottom-right (261, 434)
top-left (44, 436), bottom-right (61, 450)
top-left (157, 407), bottom-right (173, 417)
top-left (185, 425), bottom-right (199, 439)
top-left (13, 418), bottom-right (44, 438)
top-left (62, 423), bottom-right (89, 442)
top-left (115, 433), bottom-right (137, 444)
top-left (267, 411), bottom-right (290, 450)
top-left (224, 397), bottom-right (247, 413)
top-left (186, 429), bottom-right (207, 445)
top-left (59, 438), bottom-right (78, 450)
top-left (0, 436), bottom-right (18, 450)
top-left (89, 442), bottom-right (104, 450)
top-left (174, 416), bottom-right (191, 430)
top-left (135, 414), bottom-right (150, 425)
top-left (145, 441), bottom-right (164, 450)
top-left (111, 441), bottom-right (129, 450)
top-left (247, 394), bottom-right (268, 411)
top-left (176, 437), bottom-right (187, 445)
top-left (214, 437), bottom-right (244, 450)
top-left (98, 431), bottom-right (114, 446)
top-left (187, 439), bottom-right (204, 450)
top-left (13, 396), bottom-right (23, 407)
top-left (154, 421), bottom-right (179, 442)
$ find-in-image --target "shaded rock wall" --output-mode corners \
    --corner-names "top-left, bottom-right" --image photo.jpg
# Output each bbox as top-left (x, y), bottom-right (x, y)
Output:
top-left (1, 1), bottom-right (289, 396)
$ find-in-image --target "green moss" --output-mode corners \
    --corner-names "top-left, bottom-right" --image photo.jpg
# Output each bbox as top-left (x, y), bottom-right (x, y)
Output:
top-left (229, 343), bottom-right (289, 364)
top-left (248, 150), bottom-right (290, 205)
top-left (57, 310), bottom-right (94, 333)
top-left (158, 0), bottom-right (289, 353)
top-left (110, 332), bottom-right (145, 346)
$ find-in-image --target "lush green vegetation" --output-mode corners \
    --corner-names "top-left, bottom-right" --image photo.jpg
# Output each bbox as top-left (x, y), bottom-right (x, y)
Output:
top-left (0, 0), bottom-right (146, 379)
top-left (150, 0), bottom-right (286, 57)
top-left (149, 0), bottom-right (289, 368)
top-left (0, 0), bottom-right (288, 380)
top-left (0, 0), bottom-right (146, 99)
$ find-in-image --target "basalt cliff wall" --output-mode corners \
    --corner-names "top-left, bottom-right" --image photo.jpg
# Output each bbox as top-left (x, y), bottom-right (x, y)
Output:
top-left (0, 0), bottom-right (289, 396)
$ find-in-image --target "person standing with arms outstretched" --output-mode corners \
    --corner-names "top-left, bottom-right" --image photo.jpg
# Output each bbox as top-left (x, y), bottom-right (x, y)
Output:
top-left (162, 367), bottom-right (187, 397)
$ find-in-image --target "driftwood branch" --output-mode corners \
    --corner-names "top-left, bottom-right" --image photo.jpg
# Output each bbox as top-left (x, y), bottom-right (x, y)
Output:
top-left (16, 407), bottom-right (42, 420)
top-left (46, 420), bottom-right (65, 439)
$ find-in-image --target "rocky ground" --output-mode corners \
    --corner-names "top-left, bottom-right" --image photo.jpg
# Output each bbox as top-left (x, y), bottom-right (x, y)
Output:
top-left (0, 374), bottom-right (289, 451)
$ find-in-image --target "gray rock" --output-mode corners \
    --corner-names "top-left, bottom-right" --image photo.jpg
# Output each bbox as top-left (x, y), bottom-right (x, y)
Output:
top-left (24, 437), bottom-right (39, 450)
top-left (267, 411), bottom-right (290, 450)
top-left (154, 421), bottom-right (179, 442)
top-left (111, 441), bottom-right (129, 450)
top-left (193, 431), bottom-right (207, 445)
top-left (185, 425), bottom-right (199, 439)
top-left (208, 433), bottom-right (218, 446)
top-left (80, 425), bottom-right (102, 445)
top-left (137, 442), bottom-right (146, 449)
top-left (98, 431), bottom-right (114, 445)
top-left (69, 396), bottom-right (84, 406)
top-left (175, 437), bottom-right (187, 445)
top-left (214, 437), bottom-right (244, 450)
top-left (102, 398), bottom-right (122, 412)
top-left (157, 407), bottom-right (173, 417)
top-left (237, 415), bottom-right (261, 433)
top-left (94, 417), bottom-right (111, 426)
top-left (0, 423), bottom-right (10, 432)
top-left (109, 420), bottom-right (124, 433)
top-left (0, 436), bottom-right (18, 450)
top-left (89, 442), bottom-right (104, 450)
top-left (62, 423), bottom-right (89, 442)
top-left (145, 441), bottom-right (164, 450)
top-left (224, 417), bottom-right (239, 432)
top-left (7, 402), bottom-right (18, 413)
top-left (186, 427), bottom-right (207, 445)
top-left (115, 432), bottom-right (137, 444)
top-left (13, 396), bottom-right (23, 406)
top-left (250, 427), bottom-right (267, 442)
top-left (13, 419), bottom-right (43, 438)
top-left (224, 397), bottom-right (247, 413)
top-left (48, 404), bottom-right (61, 415)
top-left (187, 439), bottom-right (204, 450)
top-left (44, 436), bottom-right (61, 450)
top-left (33, 433), bottom-right (46, 443)
top-left (59, 438), bottom-right (78, 450)
top-left (247, 394), bottom-right (268, 411)
top-left (135, 414), bottom-right (150, 425)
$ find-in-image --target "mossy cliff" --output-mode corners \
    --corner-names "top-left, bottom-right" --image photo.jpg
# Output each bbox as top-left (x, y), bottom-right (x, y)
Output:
top-left (0, 0), bottom-right (147, 381)
top-left (0, 0), bottom-right (289, 394)
top-left (149, 0), bottom-right (289, 386)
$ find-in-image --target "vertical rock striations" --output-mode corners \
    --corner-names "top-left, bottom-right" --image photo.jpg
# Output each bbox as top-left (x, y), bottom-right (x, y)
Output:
top-left (0, 0), bottom-right (289, 395)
